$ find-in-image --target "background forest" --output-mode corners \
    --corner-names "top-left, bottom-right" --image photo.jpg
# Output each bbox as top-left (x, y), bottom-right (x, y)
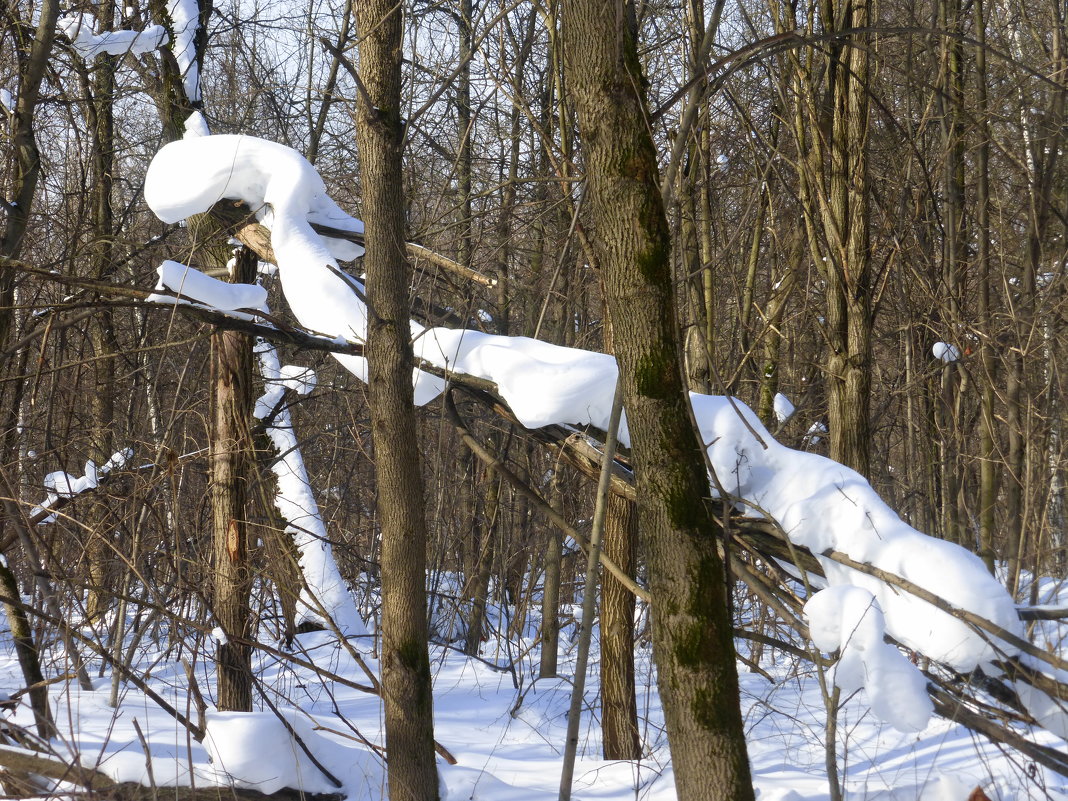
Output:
top-left (0, 0), bottom-right (1066, 798)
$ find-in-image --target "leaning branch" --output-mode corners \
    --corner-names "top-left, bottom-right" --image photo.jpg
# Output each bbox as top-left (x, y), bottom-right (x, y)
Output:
top-left (0, 256), bottom-right (364, 356)
top-left (445, 391), bottom-right (651, 602)
top-left (206, 201), bottom-right (497, 287)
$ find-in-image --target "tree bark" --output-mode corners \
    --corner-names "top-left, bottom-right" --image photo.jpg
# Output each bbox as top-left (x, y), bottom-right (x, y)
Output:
top-left (600, 493), bottom-right (640, 760)
top-left (85, 1), bottom-right (119, 622)
top-left (0, 561), bottom-right (53, 738)
top-left (355, 0), bottom-right (440, 796)
top-left (210, 249), bottom-right (256, 712)
top-left (0, 0), bottom-right (62, 736)
top-left (788, 0), bottom-right (874, 478)
top-left (561, 1), bottom-right (755, 798)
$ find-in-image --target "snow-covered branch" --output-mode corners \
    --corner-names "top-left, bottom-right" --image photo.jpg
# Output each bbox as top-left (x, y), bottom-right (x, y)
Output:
top-left (139, 133), bottom-right (1064, 741)
top-left (58, 13), bottom-right (168, 58)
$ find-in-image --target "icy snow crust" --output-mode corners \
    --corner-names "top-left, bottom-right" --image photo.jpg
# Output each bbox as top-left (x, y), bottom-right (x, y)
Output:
top-left (144, 133), bottom-right (1024, 728)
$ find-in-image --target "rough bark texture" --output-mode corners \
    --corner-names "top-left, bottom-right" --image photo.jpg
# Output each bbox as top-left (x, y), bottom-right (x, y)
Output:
top-left (788, 0), bottom-right (874, 478)
top-left (539, 469), bottom-right (562, 678)
top-left (0, 561), bottom-right (53, 738)
top-left (600, 494), bottom-right (640, 759)
top-left (560, 1), bottom-right (755, 798)
top-left (85, 12), bottom-right (119, 622)
top-left (210, 249), bottom-right (256, 712)
top-left (354, 0), bottom-right (440, 796)
top-left (0, 0), bottom-right (62, 735)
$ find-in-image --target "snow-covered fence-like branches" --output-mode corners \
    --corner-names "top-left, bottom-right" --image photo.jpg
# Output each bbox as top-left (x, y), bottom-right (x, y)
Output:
top-left (133, 131), bottom-right (1068, 752)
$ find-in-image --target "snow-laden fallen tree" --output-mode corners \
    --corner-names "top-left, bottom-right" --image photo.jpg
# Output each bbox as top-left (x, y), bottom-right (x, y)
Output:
top-left (138, 131), bottom-right (1068, 748)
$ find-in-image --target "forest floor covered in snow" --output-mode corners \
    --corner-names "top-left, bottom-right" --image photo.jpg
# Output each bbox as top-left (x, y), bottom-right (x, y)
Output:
top-left (1, 572), bottom-right (1065, 801)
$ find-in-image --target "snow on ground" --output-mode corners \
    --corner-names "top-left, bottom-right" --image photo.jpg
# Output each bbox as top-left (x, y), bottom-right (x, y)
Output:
top-left (1, 596), bottom-right (1065, 801)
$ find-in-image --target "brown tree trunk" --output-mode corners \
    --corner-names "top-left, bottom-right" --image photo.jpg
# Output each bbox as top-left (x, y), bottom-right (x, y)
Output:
top-left (210, 249), bottom-right (256, 712)
top-left (0, 0), bottom-right (62, 734)
top-left (539, 470), bottom-right (562, 678)
top-left (600, 494), bottom-right (640, 760)
top-left (463, 464), bottom-right (497, 656)
top-left (789, 0), bottom-right (874, 478)
top-left (85, 2), bottom-right (119, 623)
top-left (355, 0), bottom-right (439, 795)
top-left (0, 560), bottom-right (53, 738)
top-left (561, 1), bottom-right (754, 798)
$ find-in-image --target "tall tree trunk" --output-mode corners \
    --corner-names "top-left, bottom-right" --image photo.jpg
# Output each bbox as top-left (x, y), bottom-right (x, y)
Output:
top-left (85, 1), bottom-right (119, 623)
top-left (600, 494), bottom-right (640, 759)
top-left (789, 0), bottom-right (874, 478)
top-left (935, 0), bottom-right (966, 546)
top-left (824, 0), bottom-right (873, 478)
top-left (539, 470), bottom-right (562, 678)
top-left (0, 0), bottom-right (62, 734)
top-left (599, 310), bottom-right (640, 759)
top-left (355, 0), bottom-right (439, 795)
top-left (0, 561), bottom-right (53, 738)
top-left (463, 463), bottom-right (498, 656)
top-left (456, 0), bottom-right (474, 271)
top-left (561, 2), bottom-right (754, 798)
top-left (210, 249), bottom-right (256, 712)
top-left (972, 0), bottom-right (997, 572)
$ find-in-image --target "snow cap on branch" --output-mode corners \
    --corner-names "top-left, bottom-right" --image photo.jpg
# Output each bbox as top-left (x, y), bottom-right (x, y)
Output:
top-left (58, 13), bottom-right (169, 58)
top-left (805, 586), bottom-right (933, 731)
top-left (932, 342), bottom-right (961, 363)
top-left (153, 260), bottom-right (267, 312)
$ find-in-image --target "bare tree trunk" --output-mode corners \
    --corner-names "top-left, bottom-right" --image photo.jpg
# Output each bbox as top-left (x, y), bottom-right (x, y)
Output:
top-left (599, 311), bottom-right (640, 760)
top-left (972, 0), bottom-right (997, 573)
top-left (0, 0), bottom-right (62, 733)
top-left (463, 464), bottom-right (497, 656)
top-left (789, 0), bottom-right (874, 478)
top-left (85, 1), bottom-right (119, 622)
top-left (561, 1), bottom-right (754, 797)
top-left (756, 257), bottom-right (797, 429)
top-left (935, 0), bottom-right (966, 546)
top-left (600, 494), bottom-right (640, 759)
top-left (355, 0), bottom-right (439, 794)
top-left (540, 471), bottom-right (562, 678)
top-left (210, 249), bottom-right (256, 712)
top-left (0, 561), bottom-right (53, 737)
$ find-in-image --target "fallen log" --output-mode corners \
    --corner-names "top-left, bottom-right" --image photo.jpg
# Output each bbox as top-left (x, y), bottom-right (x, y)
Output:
top-left (0, 745), bottom-right (346, 801)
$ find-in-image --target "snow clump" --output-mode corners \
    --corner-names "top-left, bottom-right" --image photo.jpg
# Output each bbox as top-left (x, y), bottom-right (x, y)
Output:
top-left (932, 342), bottom-right (961, 363)
top-left (773, 392), bottom-right (795, 424)
top-left (805, 585), bottom-right (933, 731)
